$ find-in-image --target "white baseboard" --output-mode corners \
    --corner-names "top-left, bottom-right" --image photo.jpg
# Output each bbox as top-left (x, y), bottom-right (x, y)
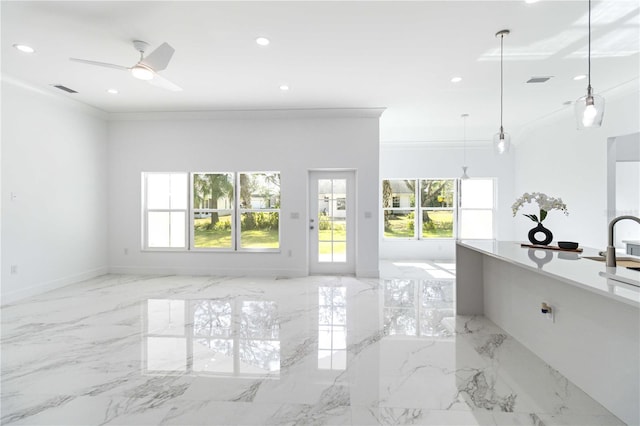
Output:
top-left (1, 266), bottom-right (108, 306)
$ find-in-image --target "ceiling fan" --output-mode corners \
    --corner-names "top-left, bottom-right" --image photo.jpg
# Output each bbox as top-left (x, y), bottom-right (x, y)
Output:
top-left (70, 40), bottom-right (182, 91)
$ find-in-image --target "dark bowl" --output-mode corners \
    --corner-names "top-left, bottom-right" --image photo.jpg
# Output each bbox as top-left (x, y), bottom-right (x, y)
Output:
top-left (558, 241), bottom-right (579, 250)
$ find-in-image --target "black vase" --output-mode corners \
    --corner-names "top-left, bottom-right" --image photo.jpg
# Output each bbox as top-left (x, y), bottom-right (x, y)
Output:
top-left (528, 222), bottom-right (553, 246)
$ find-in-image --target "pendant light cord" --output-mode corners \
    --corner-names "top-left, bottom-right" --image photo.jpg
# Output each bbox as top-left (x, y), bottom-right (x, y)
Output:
top-left (463, 115), bottom-right (467, 164)
top-left (500, 33), bottom-right (504, 131)
top-left (587, 0), bottom-right (592, 91)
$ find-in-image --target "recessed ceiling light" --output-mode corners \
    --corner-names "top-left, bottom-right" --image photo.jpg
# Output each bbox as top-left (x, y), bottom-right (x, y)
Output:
top-left (13, 44), bottom-right (35, 54)
top-left (573, 74), bottom-right (587, 81)
top-left (451, 77), bottom-right (462, 83)
top-left (106, 89), bottom-right (119, 94)
top-left (525, 0), bottom-right (539, 3)
top-left (256, 37), bottom-right (270, 46)
top-left (279, 85), bottom-right (289, 91)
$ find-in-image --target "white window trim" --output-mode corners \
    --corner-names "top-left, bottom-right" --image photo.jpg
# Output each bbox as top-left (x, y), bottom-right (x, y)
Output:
top-left (382, 177), bottom-right (496, 241)
top-left (190, 172), bottom-right (236, 252)
top-left (419, 178), bottom-right (457, 240)
top-left (142, 171), bottom-right (281, 252)
top-left (143, 172), bottom-right (189, 251)
top-left (237, 171), bottom-right (281, 252)
top-left (456, 178), bottom-right (497, 240)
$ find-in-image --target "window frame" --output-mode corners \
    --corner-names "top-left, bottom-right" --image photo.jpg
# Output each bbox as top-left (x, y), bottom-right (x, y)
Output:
top-left (142, 171), bottom-right (281, 252)
top-left (419, 178), bottom-right (456, 240)
top-left (381, 177), bottom-right (495, 241)
top-left (456, 178), bottom-right (496, 240)
top-left (190, 172), bottom-right (236, 252)
top-left (237, 171), bottom-right (281, 252)
top-left (382, 179), bottom-right (418, 240)
top-left (142, 172), bottom-right (189, 251)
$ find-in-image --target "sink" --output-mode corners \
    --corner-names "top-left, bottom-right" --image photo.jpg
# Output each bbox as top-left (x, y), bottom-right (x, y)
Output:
top-left (583, 256), bottom-right (640, 269)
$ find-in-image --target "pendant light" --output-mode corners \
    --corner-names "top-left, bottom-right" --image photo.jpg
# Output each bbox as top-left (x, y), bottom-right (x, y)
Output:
top-left (461, 114), bottom-right (470, 180)
top-left (575, 0), bottom-right (605, 129)
top-left (493, 29), bottom-right (510, 155)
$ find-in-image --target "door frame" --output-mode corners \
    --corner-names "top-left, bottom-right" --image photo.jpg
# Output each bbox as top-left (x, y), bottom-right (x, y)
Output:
top-left (308, 170), bottom-right (356, 275)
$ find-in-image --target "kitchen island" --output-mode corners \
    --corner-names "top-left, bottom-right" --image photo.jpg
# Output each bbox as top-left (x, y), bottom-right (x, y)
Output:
top-left (456, 240), bottom-right (639, 425)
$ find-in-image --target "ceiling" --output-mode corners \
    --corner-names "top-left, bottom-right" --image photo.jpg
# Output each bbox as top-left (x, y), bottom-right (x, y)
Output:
top-left (2, 1), bottom-right (639, 142)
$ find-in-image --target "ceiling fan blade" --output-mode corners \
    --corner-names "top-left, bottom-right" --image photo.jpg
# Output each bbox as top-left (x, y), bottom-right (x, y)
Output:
top-left (69, 58), bottom-right (129, 71)
top-left (148, 72), bottom-right (182, 92)
top-left (140, 42), bottom-right (175, 72)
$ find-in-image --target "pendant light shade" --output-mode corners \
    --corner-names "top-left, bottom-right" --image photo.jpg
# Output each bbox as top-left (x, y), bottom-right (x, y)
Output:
top-left (494, 30), bottom-right (510, 155)
top-left (575, 0), bottom-right (605, 129)
top-left (461, 113), bottom-right (470, 179)
top-left (494, 128), bottom-right (511, 155)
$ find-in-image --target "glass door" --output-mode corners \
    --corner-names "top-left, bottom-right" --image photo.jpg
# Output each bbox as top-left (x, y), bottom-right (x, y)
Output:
top-left (309, 171), bottom-right (355, 274)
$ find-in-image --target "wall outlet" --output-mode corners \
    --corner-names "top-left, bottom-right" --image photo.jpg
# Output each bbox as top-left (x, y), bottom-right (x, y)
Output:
top-left (287, 249), bottom-right (292, 257)
top-left (10, 264), bottom-right (18, 274)
top-left (541, 302), bottom-right (554, 322)
top-left (124, 248), bottom-right (129, 255)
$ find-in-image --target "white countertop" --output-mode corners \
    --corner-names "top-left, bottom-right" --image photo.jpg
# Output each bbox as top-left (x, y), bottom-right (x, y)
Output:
top-left (457, 240), bottom-right (640, 307)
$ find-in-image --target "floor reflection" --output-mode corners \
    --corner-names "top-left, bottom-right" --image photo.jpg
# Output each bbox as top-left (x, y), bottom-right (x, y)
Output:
top-left (145, 298), bottom-right (280, 377)
top-left (383, 279), bottom-right (454, 338)
top-left (0, 262), bottom-right (623, 426)
top-left (318, 286), bottom-right (347, 370)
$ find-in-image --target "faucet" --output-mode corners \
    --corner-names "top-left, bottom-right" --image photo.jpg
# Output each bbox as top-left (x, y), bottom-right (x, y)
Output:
top-left (605, 215), bottom-right (640, 267)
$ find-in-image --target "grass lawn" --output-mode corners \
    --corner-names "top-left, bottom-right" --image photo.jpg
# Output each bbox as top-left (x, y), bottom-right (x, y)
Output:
top-left (318, 221), bottom-right (347, 255)
top-left (194, 216), bottom-right (279, 248)
top-left (385, 211), bottom-right (453, 238)
top-left (194, 228), bottom-right (232, 248)
top-left (240, 229), bottom-right (279, 248)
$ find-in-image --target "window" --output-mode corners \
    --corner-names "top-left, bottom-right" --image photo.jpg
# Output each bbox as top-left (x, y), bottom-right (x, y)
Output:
top-left (192, 173), bottom-right (234, 249)
top-left (382, 179), bottom-right (416, 238)
top-left (381, 178), bottom-right (495, 240)
top-left (239, 172), bottom-right (281, 249)
top-left (420, 179), bottom-right (455, 238)
top-left (144, 173), bottom-right (188, 249)
top-left (142, 171), bottom-right (280, 251)
top-left (458, 179), bottom-right (495, 239)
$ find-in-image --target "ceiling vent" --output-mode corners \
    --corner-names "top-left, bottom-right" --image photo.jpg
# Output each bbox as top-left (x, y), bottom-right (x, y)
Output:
top-left (526, 76), bottom-right (553, 84)
top-left (51, 84), bottom-right (78, 93)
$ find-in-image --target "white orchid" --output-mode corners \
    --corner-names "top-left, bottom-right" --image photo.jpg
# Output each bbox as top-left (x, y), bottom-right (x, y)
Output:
top-left (512, 192), bottom-right (568, 223)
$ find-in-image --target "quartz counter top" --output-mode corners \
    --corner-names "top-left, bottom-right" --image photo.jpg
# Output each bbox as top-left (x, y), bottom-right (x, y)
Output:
top-left (457, 240), bottom-right (640, 307)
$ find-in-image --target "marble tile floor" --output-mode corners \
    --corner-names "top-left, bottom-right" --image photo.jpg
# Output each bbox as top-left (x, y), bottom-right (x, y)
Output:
top-left (0, 260), bottom-right (625, 426)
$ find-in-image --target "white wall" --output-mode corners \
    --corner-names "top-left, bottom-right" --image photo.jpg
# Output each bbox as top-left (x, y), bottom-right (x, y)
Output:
top-left (379, 142), bottom-right (515, 259)
top-left (107, 109), bottom-right (381, 278)
top-left (514, 84), bottom-right (640, 250)
top-left (1, 78), bottom-right (109, 304)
